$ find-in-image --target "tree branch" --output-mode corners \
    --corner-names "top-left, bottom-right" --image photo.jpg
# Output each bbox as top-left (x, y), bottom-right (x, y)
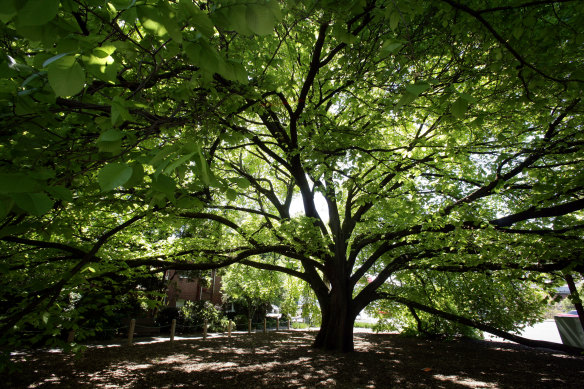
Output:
top-left (376, 293), bottom-right (584, 355)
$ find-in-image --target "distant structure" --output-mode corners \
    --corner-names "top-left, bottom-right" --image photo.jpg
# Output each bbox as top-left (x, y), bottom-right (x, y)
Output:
top-left (165, 269), bottom-right (222, 307)
top-left (556, 286), bottom-right (571, 298)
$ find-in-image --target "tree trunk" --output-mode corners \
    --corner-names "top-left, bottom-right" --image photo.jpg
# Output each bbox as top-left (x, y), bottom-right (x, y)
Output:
top-left (565, 273), bottom-right (584, 334)
top-left (312, 289), bottom-right (356, 352)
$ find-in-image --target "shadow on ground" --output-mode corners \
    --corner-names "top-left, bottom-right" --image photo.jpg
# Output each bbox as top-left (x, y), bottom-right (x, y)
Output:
top-left (5, 331), bottom-right (583, 388)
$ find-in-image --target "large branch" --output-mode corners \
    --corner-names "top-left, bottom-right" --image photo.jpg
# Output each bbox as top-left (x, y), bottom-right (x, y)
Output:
top-left (440, 99), bottom-right (580, 217)
top-left (1, 236), bottom-right (87, 257)
top-left (491, 198), bottom-right (584, 227)
top-left (440, 0), bottom-right (581, 84)
top-left (376, 293), bottom-right (584, 356)
top-left (291, 22), bottom-right (329, 137)
top-left (240, 259), bottom-right (309, 282)
top-left (0, 211), bottom-right (150, 334)
top-left (408, 259), bottom-right (584, 274)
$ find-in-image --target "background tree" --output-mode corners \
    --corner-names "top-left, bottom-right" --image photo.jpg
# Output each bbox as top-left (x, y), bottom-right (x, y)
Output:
top-left (1, 0), bottom-right (583, 353)
top-left (221, 262), bottom-right (283, 324)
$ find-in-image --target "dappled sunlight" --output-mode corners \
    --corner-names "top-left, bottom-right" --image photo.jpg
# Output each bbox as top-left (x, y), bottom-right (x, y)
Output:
top-left (432, 374), bottom-right (496, 388)
top-left (6, 331), bottom-right (583, 388)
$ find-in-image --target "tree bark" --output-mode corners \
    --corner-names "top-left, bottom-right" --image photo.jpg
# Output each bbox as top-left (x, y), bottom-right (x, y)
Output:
top-left (564, 273), bottom-right (584, 334)
top-left (312, 289), bottom-right (357, 352)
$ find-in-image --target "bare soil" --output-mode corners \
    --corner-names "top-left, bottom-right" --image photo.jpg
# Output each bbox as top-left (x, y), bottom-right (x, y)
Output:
top-left (3, 330), bottom-right (583, 388)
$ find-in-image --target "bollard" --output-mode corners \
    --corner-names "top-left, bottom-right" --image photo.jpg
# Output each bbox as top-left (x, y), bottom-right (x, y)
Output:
top-left (287, 319), bottom-right (290, 330)
top-left (170, 319), bottom-right (176, 343)
top-left (263, 317), bottom-right (267, 334)
top-left (128, 318), bottom-right (136, 345)
top-left (248, 319), bottom-right (252, 334)
top-left (228, 320), bottom-right (232, 338)
top-left (203, 319), bottom-right (208, 340)
top-left (276, 318), bottom-right (279, 331)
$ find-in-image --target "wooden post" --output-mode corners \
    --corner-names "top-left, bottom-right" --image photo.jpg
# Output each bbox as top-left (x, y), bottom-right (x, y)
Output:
top-left (248, 319), bottom-right (252, 334)
top-left (276, 317), bottom-right (279, 331)
top-left (128, 318), bottom-right (136, 345)
top-left (170, 319), bottom-right (176, 343)
top-left (203, 319), bottom-right (208, 340)
top-left (287, 319), bottom-right (291, 330)
top-left (67, 330), bottom-right (75, 343)
top-left (263, 317), bottom-right (267, 333)
top-left (228, 320), bottom-right (232, 338)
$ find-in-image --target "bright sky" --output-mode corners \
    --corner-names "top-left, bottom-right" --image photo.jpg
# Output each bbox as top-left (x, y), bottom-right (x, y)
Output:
top-left (290, 192), bottom-right (330, 222)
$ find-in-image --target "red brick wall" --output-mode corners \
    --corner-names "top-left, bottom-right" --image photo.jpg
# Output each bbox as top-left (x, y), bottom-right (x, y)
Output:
top-left (165, 270), bottom-right (222, 307)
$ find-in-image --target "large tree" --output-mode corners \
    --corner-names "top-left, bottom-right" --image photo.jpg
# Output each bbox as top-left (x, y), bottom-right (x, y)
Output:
top-left (1, 0), bottom-right (583, 352)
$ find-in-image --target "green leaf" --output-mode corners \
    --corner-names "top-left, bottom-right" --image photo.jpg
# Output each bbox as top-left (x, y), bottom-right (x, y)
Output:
top-left (12, 192), bottom-right (54, 216)
top-left (98, 129), bottom-right (125, 142)
top-left (396, 93), bottom-right (416, 109)
top-left (42, 52), bottom-right (73, 68)
top-left (0, 173), bottom-right (40, 194)
top-left (176, 196), bottom-right (203, 210)
top-left (389, 11), bottom-right (400, 31)
top-left (405, 82), bottom-right (430, 96)
top-left (164, 152), bottom-right (195, 176)
top-left (98, 163), bottom-right (133, 192)
top-left (110, 0), bottom-right (136, 11)
top-left (225, 188), bottom-right (237, 201)
top-left (381, 39), bottom-right (403, 54)
top-left (246, 4), bottom-right (275, 36)
top-left (184, 41), bottom-right (222, 73)
top-left (152, 173), bottom-right (176, 200)
top-left (0, 0), bottom-right (17, 23)
top-left (459, 92), bottom-right (477, 103)
top-left (451, 97), bottom-right (468, 119)
top-left (179, 0), bottom-right (215, 38)
top-left (124, 162), bottom-right (144, 188)
top-left (194, 145), bottom-right (211, 186)
top-left (231, 177), bottom-right (251, 189)
top-left (47, 56), bottom-right (85, 97)
top-left (16, 0), bottom-right (59, 26)
top-left (111, 96), bottom-right (132, 126)
top-left (98, 140), bottom-right (123, 155)
top-left (45, 186), bottom-right (73, 202)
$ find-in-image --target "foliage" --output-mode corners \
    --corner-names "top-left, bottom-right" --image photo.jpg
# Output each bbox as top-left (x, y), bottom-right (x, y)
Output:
top-left (369, 271), bottom-right (547, 338)
top-left (1, 0), bottom-right (584, 352)
top-left (156, 301), bottom-right (228, 332)
top-left (221, 262), bottom-right (284, 319)
top-left (180, 300), bottom-right (228, 332)
top-left (291, 321), bottom-right (310, 329)
top-left (354, 321), bottom-right (376, 329)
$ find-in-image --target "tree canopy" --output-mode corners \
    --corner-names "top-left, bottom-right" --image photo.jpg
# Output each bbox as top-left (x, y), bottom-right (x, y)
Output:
top-left (1, 0), bottom-right (583, 352)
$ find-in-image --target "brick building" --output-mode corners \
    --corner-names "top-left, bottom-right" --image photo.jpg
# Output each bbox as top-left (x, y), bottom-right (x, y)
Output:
top-left (165, 269), bottom-right (222, 307)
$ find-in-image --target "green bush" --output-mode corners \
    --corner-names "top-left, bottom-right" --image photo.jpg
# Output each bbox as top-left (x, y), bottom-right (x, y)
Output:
top-left (181, 301), bottom-right (228, 332)
top-left (292, 321), bottom-right (310, 329)
top-left (354, 321), bottom-right (375, 329)
top-left (156, 301), bottom-right (228, 333)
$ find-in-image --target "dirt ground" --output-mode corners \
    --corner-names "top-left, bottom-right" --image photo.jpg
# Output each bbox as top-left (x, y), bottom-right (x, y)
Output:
top-left (3, 330), bottom-right (583, 388)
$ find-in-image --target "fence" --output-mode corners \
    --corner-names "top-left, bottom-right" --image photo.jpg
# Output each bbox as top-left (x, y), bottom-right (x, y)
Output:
top-left (67, 317), bottom-right (293, 346)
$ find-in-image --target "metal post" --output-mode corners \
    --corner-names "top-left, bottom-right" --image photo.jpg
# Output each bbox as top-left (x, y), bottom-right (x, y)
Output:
top-left (170, 319), bottom-right (176, 343)
top-left (128, 318), bottom-right (136, 345)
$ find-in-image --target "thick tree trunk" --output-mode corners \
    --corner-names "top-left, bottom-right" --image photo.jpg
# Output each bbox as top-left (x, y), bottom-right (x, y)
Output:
top-left (312, 289), bottom-right (357, 352)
